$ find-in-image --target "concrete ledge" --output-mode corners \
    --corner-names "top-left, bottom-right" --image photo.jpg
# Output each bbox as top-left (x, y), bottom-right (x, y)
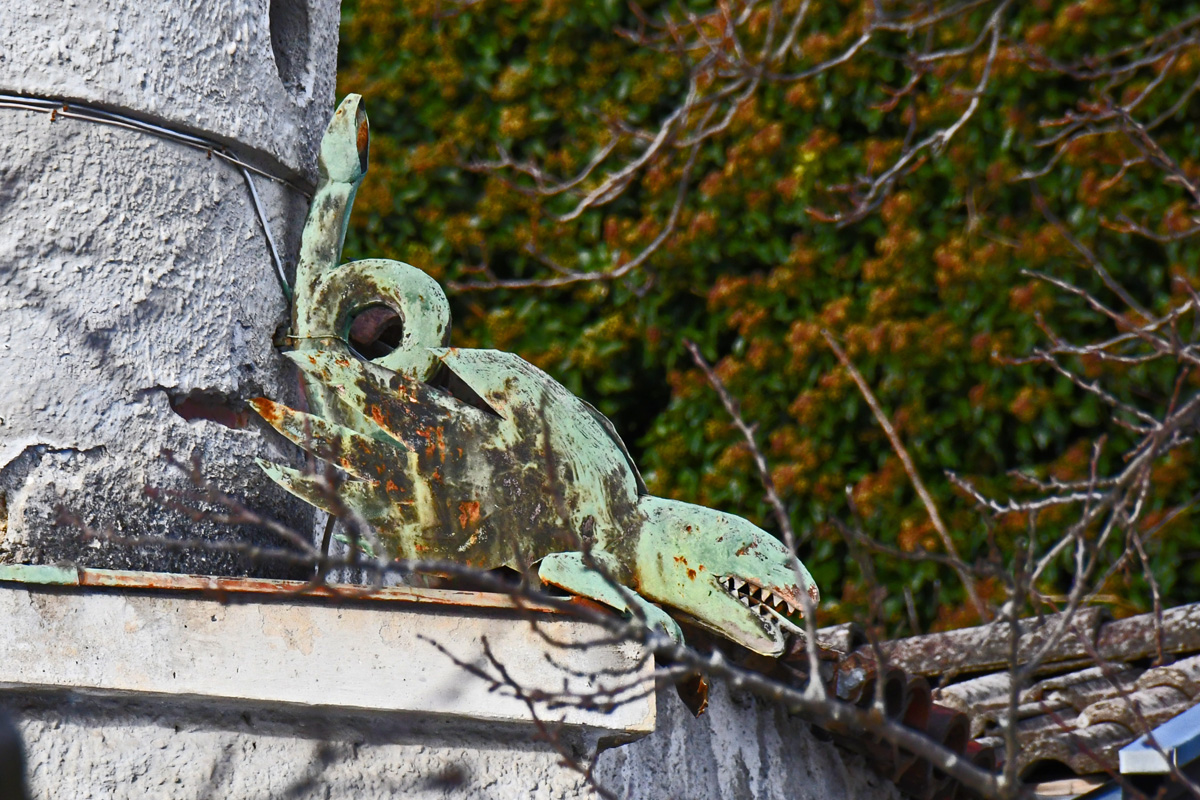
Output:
top-left (0, 568), bottom-right (655, 737)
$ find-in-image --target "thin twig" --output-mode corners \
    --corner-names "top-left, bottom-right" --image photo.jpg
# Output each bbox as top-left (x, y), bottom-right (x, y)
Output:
top-left (821, 328), bottom-right (988, 621)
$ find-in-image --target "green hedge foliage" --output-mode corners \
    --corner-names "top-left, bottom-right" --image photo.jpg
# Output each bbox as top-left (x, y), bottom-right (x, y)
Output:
top-left (338, 0), bottom-right (1200, 632)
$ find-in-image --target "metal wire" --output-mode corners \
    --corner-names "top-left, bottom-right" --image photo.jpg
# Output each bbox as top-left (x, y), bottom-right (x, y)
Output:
top-left (0, 91), bottom-right (307, 298)
top-left (240, 165), bottom-right (291, 300)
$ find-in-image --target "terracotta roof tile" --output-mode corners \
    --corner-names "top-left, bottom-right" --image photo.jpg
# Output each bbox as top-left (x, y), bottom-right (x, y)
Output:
top-left (807, 602), bottom-right (1200, 796)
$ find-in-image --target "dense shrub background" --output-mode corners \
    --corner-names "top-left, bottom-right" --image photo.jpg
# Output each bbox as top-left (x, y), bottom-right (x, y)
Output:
top-left (337, 0), bottom-right (1200, 633)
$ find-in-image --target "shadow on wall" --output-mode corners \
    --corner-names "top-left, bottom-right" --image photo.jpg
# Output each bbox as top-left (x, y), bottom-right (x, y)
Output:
top-left (270, 0), bottom-right (311, 94)
top-left (0, 711), bottom-right (29, 800)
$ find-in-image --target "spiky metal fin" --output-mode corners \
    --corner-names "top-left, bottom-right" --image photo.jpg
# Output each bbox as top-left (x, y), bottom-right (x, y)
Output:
top-left (427, 347), bottom-right (518, 417)
top-left (254, 459), bottom-right (380, 516)
top-left (427, 346), bottom-right (644, 510)
top-left (284, 347), bottom-right (399, 394)
top-left (283, 349), bottom-right (497, 448)
top-left (249, 397), bottom-right (406, 483)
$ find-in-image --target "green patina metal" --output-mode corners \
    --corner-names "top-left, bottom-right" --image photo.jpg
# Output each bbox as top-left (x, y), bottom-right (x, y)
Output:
top-left (254, 94), bottom-right (819, 657)
top-left (0, 563), bottom-right (79, 586)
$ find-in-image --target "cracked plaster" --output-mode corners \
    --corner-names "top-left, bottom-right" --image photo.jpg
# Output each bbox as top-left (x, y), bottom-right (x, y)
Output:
top-left (0, 0), bottom-right (337, 574)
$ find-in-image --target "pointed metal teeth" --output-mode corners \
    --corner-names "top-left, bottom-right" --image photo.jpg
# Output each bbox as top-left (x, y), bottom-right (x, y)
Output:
top-left (724, 578), bottom-right (803, 624)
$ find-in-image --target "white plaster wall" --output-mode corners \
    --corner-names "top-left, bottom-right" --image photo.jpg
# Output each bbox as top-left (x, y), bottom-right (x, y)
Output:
top-left (0, 0), bottom-right (340, 177)
top-left (0, 0), bottom-right (338, 574)
top-left (597, 683), bottom-right (903, 800)
top-left (4, 685), bottom-right (901, 799)
top-left (8, 694), bottom-right (601, 799)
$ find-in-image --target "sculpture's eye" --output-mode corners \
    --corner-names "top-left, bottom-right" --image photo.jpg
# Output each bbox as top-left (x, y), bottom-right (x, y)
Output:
top-left (349, 304), bottom-right (403, 360)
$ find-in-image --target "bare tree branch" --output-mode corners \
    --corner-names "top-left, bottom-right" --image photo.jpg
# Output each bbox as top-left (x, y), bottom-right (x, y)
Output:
top-left (821, 329), bottom-right (989, 621)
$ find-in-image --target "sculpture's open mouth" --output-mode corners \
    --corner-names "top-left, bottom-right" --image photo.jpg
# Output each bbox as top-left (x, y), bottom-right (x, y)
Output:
top-left (717, 575), bottom-right (806, 636)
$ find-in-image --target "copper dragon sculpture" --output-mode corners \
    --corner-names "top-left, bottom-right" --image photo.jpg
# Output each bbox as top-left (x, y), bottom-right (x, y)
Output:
top-left (253, 95), bottom-right (818, 657)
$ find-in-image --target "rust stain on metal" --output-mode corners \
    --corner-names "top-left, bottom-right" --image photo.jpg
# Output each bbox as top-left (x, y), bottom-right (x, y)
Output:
top-left (458, 500), bottom-right (482, 529)
top-left (248, 397), bottom-right (283, 427)
top-left (33, 565), bottom-right (565, 612)
top-left (356, 117), bottom-right (369, 160)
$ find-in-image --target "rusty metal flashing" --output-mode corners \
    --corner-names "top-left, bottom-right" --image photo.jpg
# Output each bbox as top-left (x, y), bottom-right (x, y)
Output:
top-left (0, 563), bottom-right (561, 613)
